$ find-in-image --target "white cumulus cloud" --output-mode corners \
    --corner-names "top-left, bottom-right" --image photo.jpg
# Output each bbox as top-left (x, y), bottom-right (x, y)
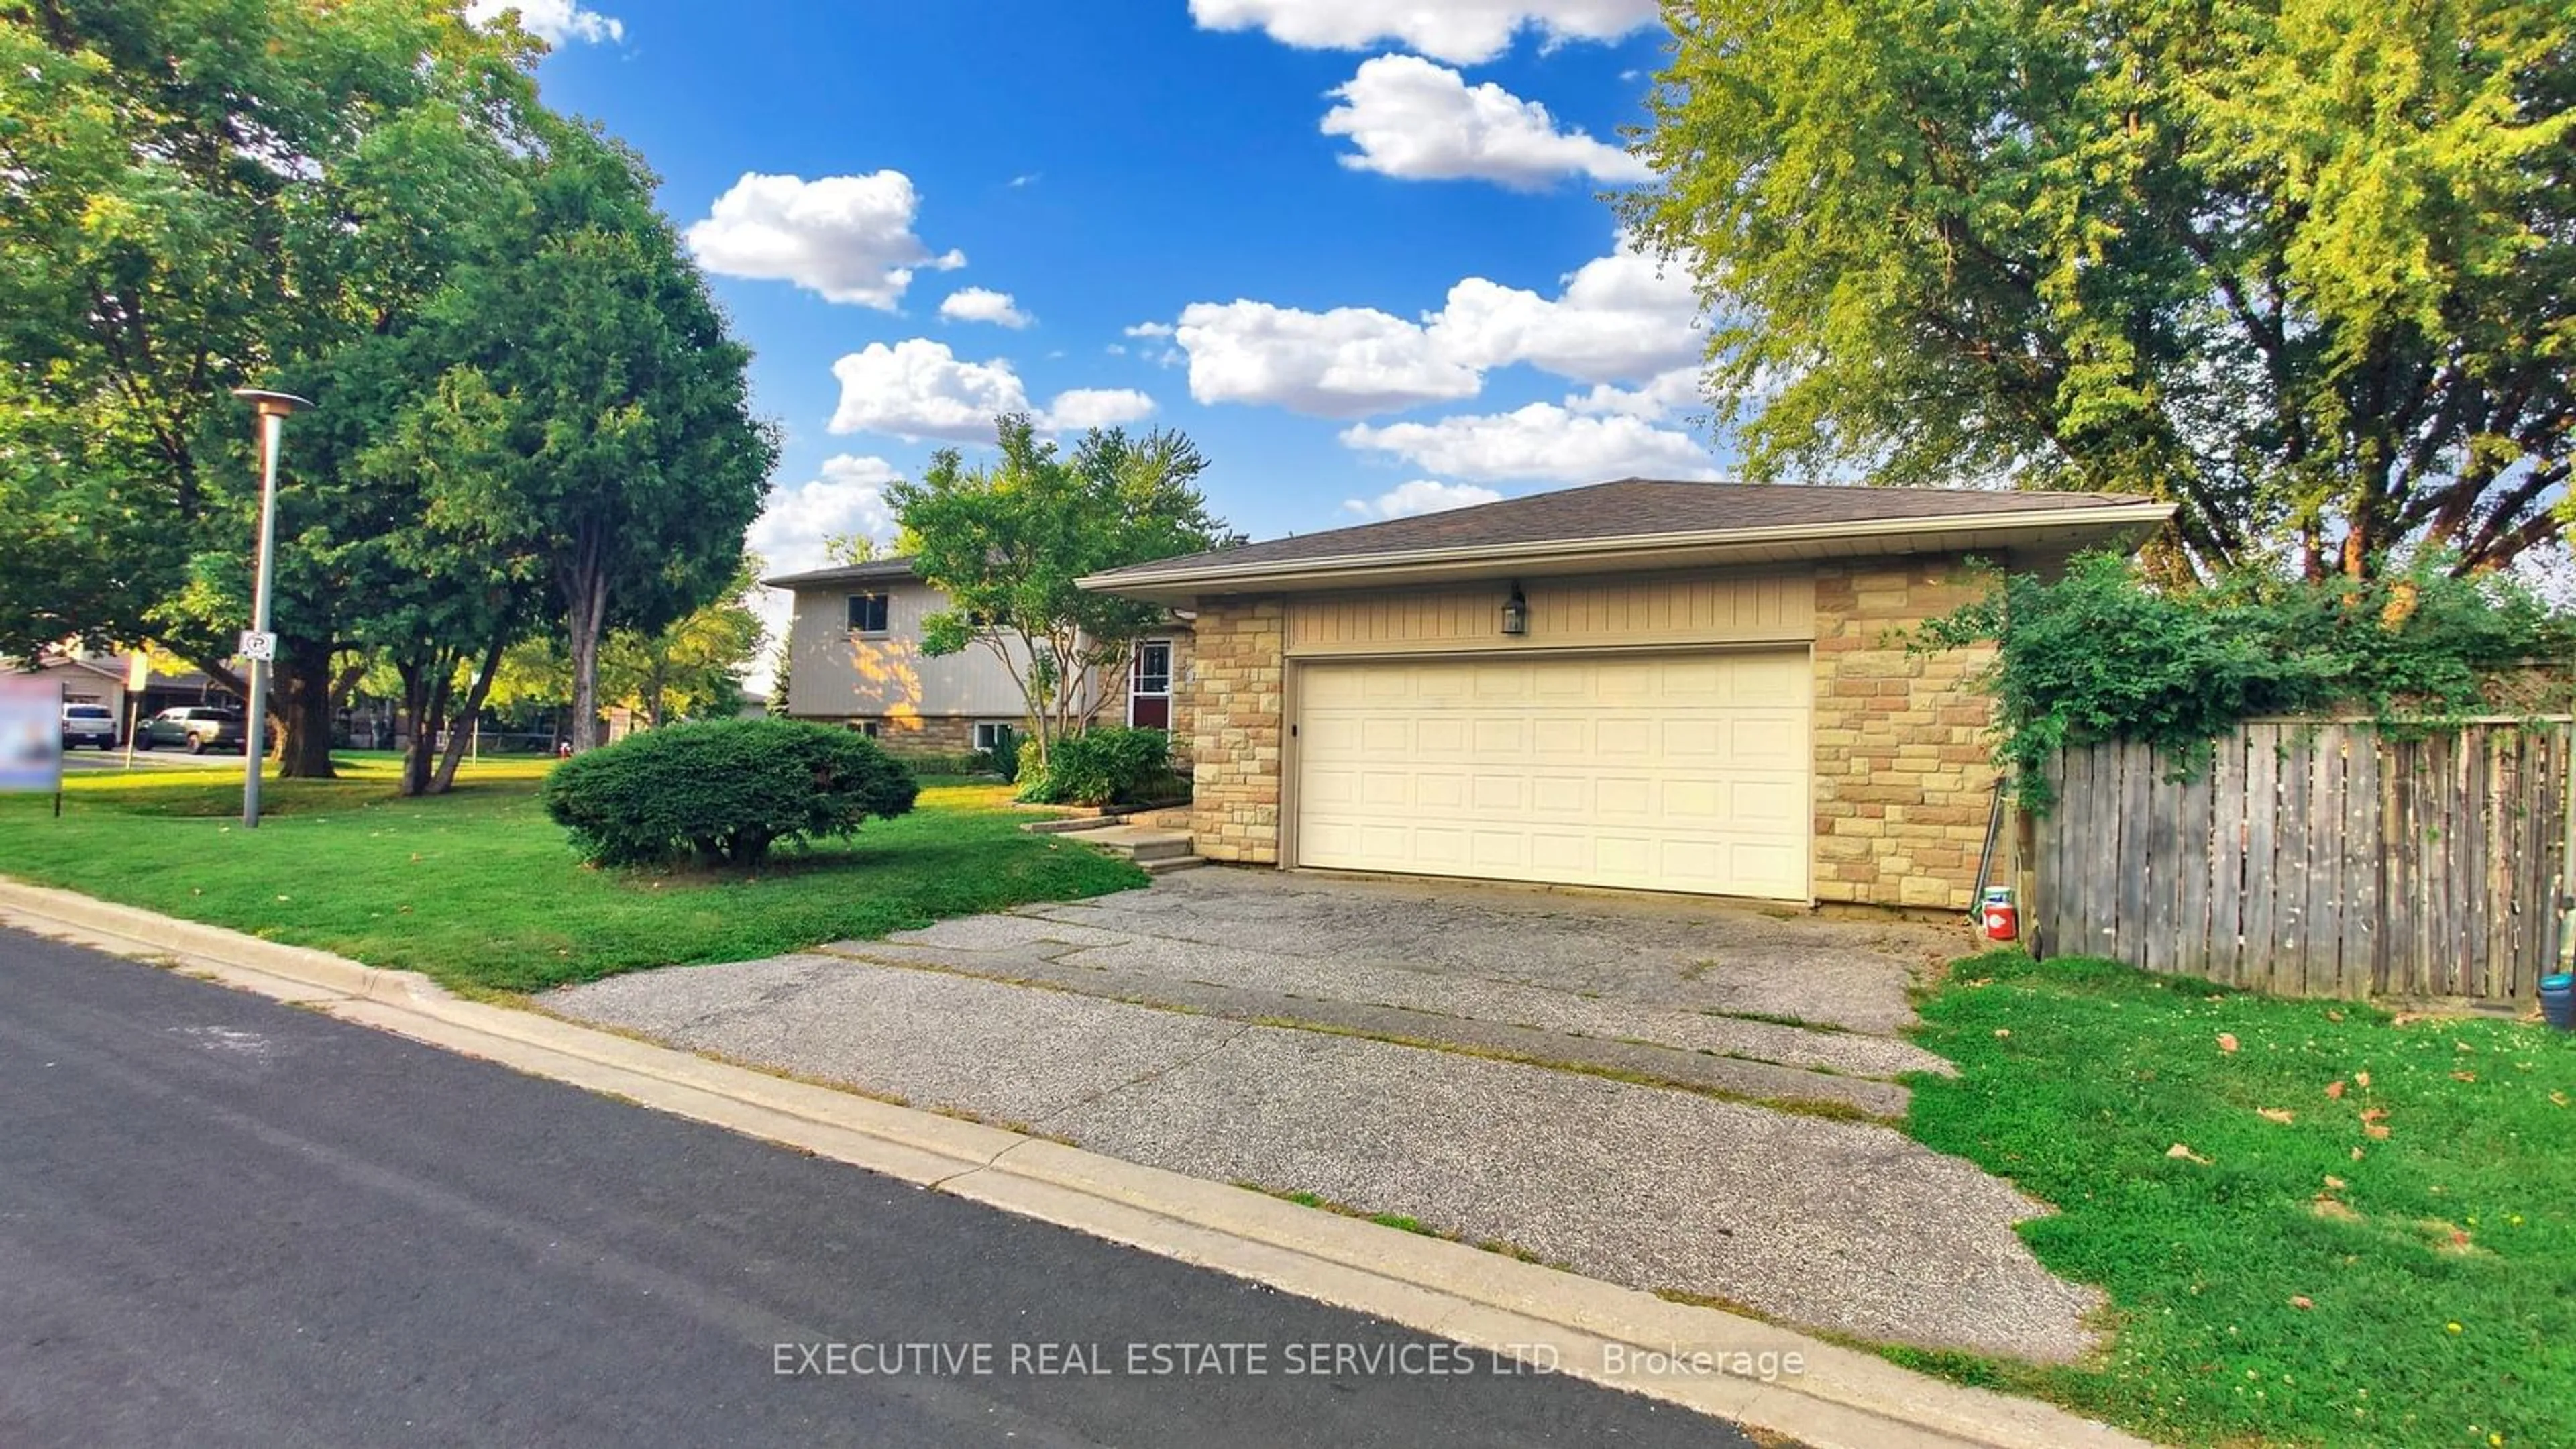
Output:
top-left (829, 339), bottom-right (1030, 442)
top-left (938, 287), bottom-right (1032, 328)
top-left (1564, 364), bottom-right (1703, 421)
top-left (828, 339), bottom-right (1157, 442)
top-left (1323, 55), bottom-right (1650, 189)
top-left (1427, 240), bottom-right (1702, 382)
top-left (1175, 299), bottom-right (1483, 417)
top-left (1343, 480), bottom-right (1505, 519)
top-left (750, 455), bottom-right (902, 578)
top-left (1189, 0), bottom-right (1658, 64)
top-left (1042, 388), bottom-right (1157, 430)
top-left (686, 172), bottom-right (964, 309)
top-left (462, 0), bottom-right (623, 44)
top-left (1340, 404), bottom-right (1719, 483)
top-left (1171, 237), bottom-right (1702, 417)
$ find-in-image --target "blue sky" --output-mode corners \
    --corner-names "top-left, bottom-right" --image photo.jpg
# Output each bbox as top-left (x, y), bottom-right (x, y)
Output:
top-left (482, 0), bottom-right (1713, 615)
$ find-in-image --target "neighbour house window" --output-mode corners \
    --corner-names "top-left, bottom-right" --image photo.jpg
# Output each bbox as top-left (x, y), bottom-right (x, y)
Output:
top-left (851, 720), bottom-right (880, 739)
top-left (973, 721), bottom-right (1009, 751)
top-left (846, 592), bottom-right (890, 634)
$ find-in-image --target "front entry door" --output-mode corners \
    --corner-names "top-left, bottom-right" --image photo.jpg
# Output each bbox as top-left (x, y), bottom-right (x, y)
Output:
top-left (1128, 639), bottom-right (1173, 729)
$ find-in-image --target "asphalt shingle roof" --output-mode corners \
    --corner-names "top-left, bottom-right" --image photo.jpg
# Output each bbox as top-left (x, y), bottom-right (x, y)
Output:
top-left (1087, 478), bottom-right (2155, 582)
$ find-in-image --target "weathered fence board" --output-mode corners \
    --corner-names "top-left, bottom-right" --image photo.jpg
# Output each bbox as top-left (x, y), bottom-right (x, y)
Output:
top-left (2033, 721), bottom-right (2571, 1004)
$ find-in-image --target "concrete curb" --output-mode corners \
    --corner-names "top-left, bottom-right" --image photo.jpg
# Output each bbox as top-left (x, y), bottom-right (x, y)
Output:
top-left (0, 876), bottom-right (2152, 1449)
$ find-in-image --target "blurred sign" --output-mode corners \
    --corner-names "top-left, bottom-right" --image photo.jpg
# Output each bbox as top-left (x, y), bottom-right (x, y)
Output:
top-left (237, 630), bottom-right (276, 663)
top-left (127, 653), bottom-right (149, 690)
top-left (0, 676), bottom-right (63, 794)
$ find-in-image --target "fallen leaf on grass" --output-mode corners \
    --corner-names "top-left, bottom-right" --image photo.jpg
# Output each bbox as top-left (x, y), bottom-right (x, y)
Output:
top-left (1993, 1028), bottom-right (2012, 1038)
top-left (2352, 1146), bottom-right (2367, 1161)
top-left (2217, 1032), bottom-right (2240, 1053)
top-left (2290, 1295), bottom-right (2314, 1310)
top-left (2365, 1124), bottom-right (2392, 1140)
top-left (2452, 1071), bottom-right (2477, 1083)
top-left (2325, 1080), bottom-right (2347, 1099)
top-left (2257, 1108), bottom-right (2296, 1124)
top-left (2357, 1071), bottom-right (2372, 1088)
top-left (2554, 1091), bottom-right (2570, 1108)
top-left (2324, 1009), bottom-right (2346, 1022)
top-left (2324, 1175), bottom-right (2347, 1190)
top-left (2167, 1143), bottom-right (2212, 1165)
top-left (2311, 1197), bottom-right (2360, 1222)
top-left (2361, 1107), bottom-right (2390, 1124)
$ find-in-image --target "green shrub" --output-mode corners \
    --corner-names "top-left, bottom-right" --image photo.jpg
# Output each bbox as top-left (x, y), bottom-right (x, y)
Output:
top-left (540, 717), bottom-right (918, 867)
top-left (881, 749), bottom-right (986, 775)
top-left (1014, 727), bottom-right (1174, 806)
top-left (1917, 553), bottom-right (2573, 810)
top-left (1014, 737), bottom-right (1057, 802)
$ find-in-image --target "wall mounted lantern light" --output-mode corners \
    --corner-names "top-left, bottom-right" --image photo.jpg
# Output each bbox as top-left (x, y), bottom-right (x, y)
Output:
top-left (1501, 583), bottom-right (1529, 637)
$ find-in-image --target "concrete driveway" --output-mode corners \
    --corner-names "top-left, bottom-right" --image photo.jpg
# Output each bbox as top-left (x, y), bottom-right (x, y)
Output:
top-left (546, 869), bottom-right (2104, 1362)
top-left (841, 869), bottom-right (1961, 1115)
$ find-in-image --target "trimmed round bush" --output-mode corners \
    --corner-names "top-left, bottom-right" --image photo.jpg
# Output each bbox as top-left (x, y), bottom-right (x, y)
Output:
top-left (540, 717), bottom-right (918, 868)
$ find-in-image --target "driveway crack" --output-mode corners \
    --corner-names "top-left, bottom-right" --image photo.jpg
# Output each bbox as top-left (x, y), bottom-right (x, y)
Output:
top-left (1030, 1020), bottom-right (1258, 1130)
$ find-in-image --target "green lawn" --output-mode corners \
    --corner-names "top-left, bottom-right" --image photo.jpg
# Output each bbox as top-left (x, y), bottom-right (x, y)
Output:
top-left (1901, 951), bottom-right (2576, 1448)
top-left (0, 757), bottom-right (1146, 994)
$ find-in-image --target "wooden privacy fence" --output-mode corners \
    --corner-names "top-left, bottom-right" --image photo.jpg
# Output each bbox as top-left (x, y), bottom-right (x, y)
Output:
top-left (2031, 720), bottom-right (2573, 1004)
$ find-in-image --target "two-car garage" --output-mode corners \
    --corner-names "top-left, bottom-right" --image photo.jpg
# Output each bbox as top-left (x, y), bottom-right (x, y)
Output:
top-left (1291, 651), bottom-right (1813, 901)
top-left (1081, 478), bottom-right (2179, 914)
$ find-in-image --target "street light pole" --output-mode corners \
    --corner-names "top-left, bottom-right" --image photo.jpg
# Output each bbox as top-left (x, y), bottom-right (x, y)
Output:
top-left (230, 388), bottom-right (314, 830)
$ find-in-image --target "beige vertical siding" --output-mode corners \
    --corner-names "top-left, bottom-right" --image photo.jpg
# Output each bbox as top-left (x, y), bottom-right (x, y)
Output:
top-left (1283, 570), bottom-right (1815, 657)
top-left (784, 580), bottom-right (1038, 720)
top-left (785, 580), bottom-right (1190, 730)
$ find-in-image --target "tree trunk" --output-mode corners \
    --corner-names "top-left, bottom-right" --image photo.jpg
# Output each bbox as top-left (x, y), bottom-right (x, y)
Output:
top-left (396, 658), bottom-right (454, 799)
top-left (564, 537), bottom-right (608, 752)
top-left (429, 632), bottom-right (510, 794)
top-left (273, 635), bottom-right (339, 779)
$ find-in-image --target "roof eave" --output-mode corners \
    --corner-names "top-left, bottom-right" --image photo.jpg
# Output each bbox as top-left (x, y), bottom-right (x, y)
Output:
top-left (1077, 503), bottom-right (2176, 602)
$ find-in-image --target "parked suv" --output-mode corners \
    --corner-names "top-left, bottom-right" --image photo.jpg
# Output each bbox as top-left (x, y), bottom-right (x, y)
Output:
top-left (136, 706), bottom-right (246, 754)
top-left (60, 703), bottom-right (118, 750)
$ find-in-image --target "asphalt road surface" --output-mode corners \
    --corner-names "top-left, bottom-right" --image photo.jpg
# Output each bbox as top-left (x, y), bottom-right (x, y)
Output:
top-left (0, 927), bottom-right (1753, 1448)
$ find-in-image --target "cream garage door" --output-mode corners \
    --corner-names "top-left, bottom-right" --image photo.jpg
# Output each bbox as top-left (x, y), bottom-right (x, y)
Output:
top-left (1294, 653), bottom-right (1811, 900)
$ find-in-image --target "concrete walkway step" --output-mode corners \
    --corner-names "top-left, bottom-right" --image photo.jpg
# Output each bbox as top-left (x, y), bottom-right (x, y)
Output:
top-left (1078, 824), bottom-right (1199, 866)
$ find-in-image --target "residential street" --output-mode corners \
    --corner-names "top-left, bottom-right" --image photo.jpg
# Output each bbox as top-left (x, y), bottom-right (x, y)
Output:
top-left (0, 926), bottom-right (1746, 1449)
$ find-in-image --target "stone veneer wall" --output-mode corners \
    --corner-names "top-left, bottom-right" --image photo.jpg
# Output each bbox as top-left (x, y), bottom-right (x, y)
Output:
top-left (1811, 557), bottom-right (1998, 910)
top-left (850, 714), bottom-right (978, 752)
top-left (1183, 597), bottom-right (1284, 862)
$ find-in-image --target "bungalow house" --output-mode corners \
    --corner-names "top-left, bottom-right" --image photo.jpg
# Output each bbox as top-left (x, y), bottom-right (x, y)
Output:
top-left (1080, 478), bottom-right (2170, 913)
top-left (765, 557), bottom-right (1189, 753)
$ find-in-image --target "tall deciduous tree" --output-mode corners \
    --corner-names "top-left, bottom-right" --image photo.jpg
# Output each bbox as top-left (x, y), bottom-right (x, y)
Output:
top-left (1625, 0), bottom-right (2575, 579)
top-left (0, 0), bottom-right (537, 773)
top-left (400, 120), bottom-right (774, 751)
top-left (891, 415), bottom-right (1226, 763)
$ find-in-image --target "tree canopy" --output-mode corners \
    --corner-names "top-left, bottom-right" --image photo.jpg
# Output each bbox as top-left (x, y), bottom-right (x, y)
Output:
top-left (890, 415), bottom-right (1227, 757)
top-left (0, 0), bottom-right (538, 771)
top-left (1626, 0), bottom-right (2576, 579)
top-left (0, 1), bottom-right (771, 782)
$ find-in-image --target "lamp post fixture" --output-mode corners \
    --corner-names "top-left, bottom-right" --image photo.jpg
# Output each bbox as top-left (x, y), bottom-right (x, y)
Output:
top-left (230, 387), bottom-right (315, 830)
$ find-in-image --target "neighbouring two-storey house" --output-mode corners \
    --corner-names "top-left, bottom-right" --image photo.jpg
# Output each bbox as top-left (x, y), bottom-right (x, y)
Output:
top-left (765, 557), bottom-right (1191, 753)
